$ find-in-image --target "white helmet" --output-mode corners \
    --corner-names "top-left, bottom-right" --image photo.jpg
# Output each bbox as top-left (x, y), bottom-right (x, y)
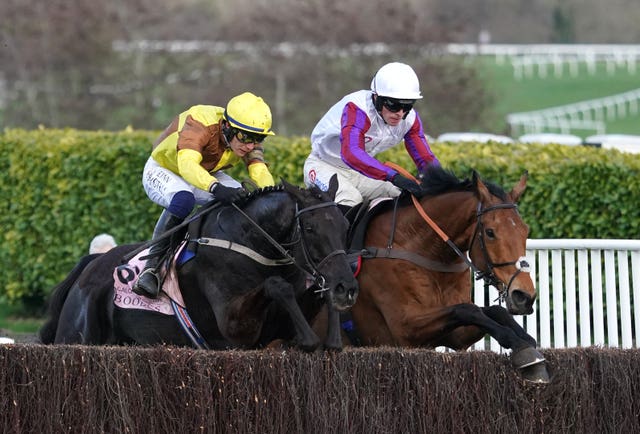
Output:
top-left (370, 62), bottom-right (423, 100)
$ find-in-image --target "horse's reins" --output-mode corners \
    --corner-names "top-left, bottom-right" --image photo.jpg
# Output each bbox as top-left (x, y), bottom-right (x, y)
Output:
top-left (230, 201), bottom-right (346, 294)
top-left (121, 184), bottom-right (282, 265)
top-left (120, 200), bottom-right (225, 264)
top-left (384, 162), bottom-right (529, 301)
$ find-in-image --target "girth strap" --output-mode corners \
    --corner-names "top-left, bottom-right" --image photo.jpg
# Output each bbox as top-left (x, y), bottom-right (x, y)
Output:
top-left (193, 237), bottom-right (294, 266)
top-left (358, 247), bottom-right (470, 273)
top-left (170, 300), bottom-right (210, 350)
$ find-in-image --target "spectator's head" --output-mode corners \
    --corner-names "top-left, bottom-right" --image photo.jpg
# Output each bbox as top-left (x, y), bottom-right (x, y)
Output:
top-left (89, 233), bottom-right (117, 254)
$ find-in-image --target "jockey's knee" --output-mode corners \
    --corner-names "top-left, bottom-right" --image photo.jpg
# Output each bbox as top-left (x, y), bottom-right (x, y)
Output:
top-left (168, 191), bottom-right (196, 219)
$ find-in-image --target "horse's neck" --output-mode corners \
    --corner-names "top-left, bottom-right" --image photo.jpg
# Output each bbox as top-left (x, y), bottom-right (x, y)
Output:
top-left (194, 192), bottom-right (296, 243)
top-left (395, 192), bottom-right (477, 258)
top-left (247, 193), bottom-right (297, 239)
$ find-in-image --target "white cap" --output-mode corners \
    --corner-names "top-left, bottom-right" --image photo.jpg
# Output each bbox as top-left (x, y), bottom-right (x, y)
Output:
top-left (370, 62), bottom-right (423, 100)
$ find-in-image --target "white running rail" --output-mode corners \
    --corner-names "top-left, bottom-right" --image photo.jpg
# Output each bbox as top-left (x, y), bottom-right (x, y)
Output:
top-left (445, 43), bottom-right (640, 78)
top-left (507, 88), bottom-right (640, 136)
top-left (472, 239), bottom-right (640, 351)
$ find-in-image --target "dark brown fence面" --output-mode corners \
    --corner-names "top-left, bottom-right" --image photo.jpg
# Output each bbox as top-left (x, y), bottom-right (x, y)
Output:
top-left (1, 346), bottom-right (639, 434)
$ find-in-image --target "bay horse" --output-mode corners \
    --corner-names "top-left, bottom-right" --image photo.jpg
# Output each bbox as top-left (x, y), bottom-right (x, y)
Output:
top-left (39, 176), bottom-right (358, 351)
top-left (337, 165), bottom-right (549, 382)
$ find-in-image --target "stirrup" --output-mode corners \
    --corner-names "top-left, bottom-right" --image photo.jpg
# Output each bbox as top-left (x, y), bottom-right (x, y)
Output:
top-left (132, 268), bottom-right (160, 298)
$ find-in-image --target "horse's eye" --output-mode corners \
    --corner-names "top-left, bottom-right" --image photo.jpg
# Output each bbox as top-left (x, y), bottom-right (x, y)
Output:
top-left (485, 228), bottom-right (496, 239)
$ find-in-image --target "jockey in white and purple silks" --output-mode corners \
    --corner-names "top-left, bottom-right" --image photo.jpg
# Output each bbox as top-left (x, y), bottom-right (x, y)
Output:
top-left (304, 62), bottom-right (440, 212)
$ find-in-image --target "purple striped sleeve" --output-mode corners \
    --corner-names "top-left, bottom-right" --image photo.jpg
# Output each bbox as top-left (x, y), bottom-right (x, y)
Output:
top-left (404, 111), bottom-right (440, 171)
top-left (339, 102), bottom-right (397, 180)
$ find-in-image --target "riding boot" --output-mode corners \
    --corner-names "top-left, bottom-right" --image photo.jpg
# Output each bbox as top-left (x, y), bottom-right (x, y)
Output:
top-left (132, 211), bottom-right (184, 298)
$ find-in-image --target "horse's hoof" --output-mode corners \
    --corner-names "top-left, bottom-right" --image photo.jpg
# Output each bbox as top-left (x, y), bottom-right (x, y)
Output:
top-left (297, 337), bottom-right (321, 353)
top-left (511, 346), bottom-right (545, 369)
top-left (265, 339), bottom-right (288, 351)
top-left (300, 344), bottom-right (320, 353)
top-left (323, 343), bottom-right (343, 353)
top-left (519, 362), bottom-right (551, 384)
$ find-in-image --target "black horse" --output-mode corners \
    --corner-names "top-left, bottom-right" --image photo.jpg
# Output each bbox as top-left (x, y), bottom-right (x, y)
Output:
top-left (39, 176), bottom-right (358, 351)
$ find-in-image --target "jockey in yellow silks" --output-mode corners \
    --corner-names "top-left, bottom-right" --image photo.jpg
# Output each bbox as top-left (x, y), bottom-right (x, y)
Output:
top-left (134, 92), bottom-right (276, 298)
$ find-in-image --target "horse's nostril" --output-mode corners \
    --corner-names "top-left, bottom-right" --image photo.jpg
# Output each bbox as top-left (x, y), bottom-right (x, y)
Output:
top-left (334, 284), bottom-right (346, 295)
top-left (511, 289), bottom-right (532, 309)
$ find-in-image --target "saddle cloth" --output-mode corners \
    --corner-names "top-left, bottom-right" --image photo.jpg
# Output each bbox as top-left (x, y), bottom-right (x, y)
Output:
top-left (112, 245), bottom-right (187, 315)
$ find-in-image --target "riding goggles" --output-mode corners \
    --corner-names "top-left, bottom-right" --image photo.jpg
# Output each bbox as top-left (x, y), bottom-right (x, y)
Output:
top-left (235, 129), bottom-right (267, 144)
top-left (381, 97), bottom-right (415, 113)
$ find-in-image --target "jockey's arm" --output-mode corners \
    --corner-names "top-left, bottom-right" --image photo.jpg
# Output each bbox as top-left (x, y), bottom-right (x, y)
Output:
top-left (339, 103), bottom-right (398, 181)
top-left (403, 114), bottom-right (440, 172)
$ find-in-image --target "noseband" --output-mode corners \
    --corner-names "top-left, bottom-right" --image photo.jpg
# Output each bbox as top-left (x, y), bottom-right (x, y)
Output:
top-left (468, 202), bottom-right (531, 302)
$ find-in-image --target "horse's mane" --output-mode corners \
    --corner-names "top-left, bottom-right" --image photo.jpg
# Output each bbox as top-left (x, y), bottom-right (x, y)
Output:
top-left (419, 165), bottom-right (508, 201)
top-left (240, 181), bottom-right (327, 204)
top-left (242, 184), bottom-right (286, 203)
top-left (195, 184), bottom-right (286, 215)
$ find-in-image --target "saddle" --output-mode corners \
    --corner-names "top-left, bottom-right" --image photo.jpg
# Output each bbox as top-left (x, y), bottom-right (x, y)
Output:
top-left (341, 197), bottom-right (396, 346)
top-left (347, 198), bottom-right (396, 252)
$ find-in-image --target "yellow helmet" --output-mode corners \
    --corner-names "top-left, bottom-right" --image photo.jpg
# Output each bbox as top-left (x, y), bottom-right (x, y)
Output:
top-left (224, 92), bottom-right (275, 136)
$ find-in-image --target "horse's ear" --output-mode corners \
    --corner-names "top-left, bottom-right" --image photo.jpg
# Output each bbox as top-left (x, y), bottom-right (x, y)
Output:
top-left (472, 170), bottom-right (492, 202)
top-left (281, 178), bottom-right (294, 190)
top-left (326, 174), bottom-right (339, 201)
top-left (509, 170), bottom-right (528, 203)
top-left (281, 178), bottom-right (304, 201)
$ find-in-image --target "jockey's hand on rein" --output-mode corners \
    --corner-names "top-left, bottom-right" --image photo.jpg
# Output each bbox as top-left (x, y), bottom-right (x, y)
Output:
top-left (391, 174), bottom-right (423, 197)
top-left (209, 183), bottom-right (248, 204)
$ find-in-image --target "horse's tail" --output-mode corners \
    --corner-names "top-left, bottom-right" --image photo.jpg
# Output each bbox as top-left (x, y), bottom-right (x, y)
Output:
top-left (38, 254), bottom-right (100, 344)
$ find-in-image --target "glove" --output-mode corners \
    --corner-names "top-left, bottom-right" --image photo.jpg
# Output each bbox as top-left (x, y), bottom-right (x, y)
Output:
top-left (391, 174), bottom-right (423, 197)
top-left (210, 183), bottom-right (247, 204)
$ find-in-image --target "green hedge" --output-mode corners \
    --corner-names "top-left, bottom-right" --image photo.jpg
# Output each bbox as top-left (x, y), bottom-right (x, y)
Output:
top-left (1, 128), bottom-right (639, 306)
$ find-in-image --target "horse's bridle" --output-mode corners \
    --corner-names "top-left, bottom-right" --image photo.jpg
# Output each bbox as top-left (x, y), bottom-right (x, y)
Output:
top-left (293, 202), bottom-right (348, 293)
top-left (380, 162), bottom-right (531, 303)
top-left (467, 202), bottom-right (531, 302)
top-left (231, 201), bottom-right (347, 295)
top-left (404, 195), bottom-right (530, 301)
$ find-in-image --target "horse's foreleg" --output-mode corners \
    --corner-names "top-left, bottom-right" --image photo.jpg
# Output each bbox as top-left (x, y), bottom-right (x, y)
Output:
top-left (454, 304), bottom-right (537, 351)
top-left (481, 305), bottom-right (538, 347)
top-left (323, 305), bottom-right (343, 351)
top-left (414, 303), bottom-right (535, 352)
top-left (264, 276), bottom-right (320, 352)
top-left (421, 304), bottom-right (549, 382)
top-left (480, 305), bottom-right (546, 373)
